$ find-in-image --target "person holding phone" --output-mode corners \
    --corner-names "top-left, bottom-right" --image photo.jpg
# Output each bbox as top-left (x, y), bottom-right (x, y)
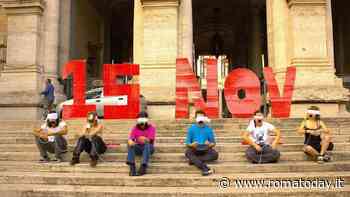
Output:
top-left (185, 110), bottom-right (218, 176)
top-left (32, 112), bottom-right (68, 163)
top-left (297, 106), bottom-right (334, 163)
top-left (70, 112), bottom-right (107, 167)
top-left (241, 111), bottom-right (281, 164)
top-left (126, 112), bottom-right (156, 176)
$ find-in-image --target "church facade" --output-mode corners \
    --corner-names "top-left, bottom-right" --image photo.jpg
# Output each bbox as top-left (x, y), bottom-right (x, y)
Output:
top-left (0, 0), bottom-right (348, 120)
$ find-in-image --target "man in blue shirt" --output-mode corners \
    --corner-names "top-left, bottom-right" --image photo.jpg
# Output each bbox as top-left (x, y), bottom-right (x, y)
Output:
top-left (41, 79), bottom-right (55, 116)
top-left (185, 110), bottom-right (218, 176)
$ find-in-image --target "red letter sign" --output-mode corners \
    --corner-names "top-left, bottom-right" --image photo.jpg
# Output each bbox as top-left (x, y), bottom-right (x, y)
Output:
top-left (224, 68), bottom-right (261, 118)
top-left (263, 66), bottom-right (296, 118)
top-left (176, 58), bottom-right (219, 119)
top-left (61, 60), bottom-right (96, 119)
top-left (103, 64), bottom-right (140, 119)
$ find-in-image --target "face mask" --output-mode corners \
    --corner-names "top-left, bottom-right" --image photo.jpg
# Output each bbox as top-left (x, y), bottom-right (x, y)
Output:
top-left (254, 115), bottom-right (264, 122)
top-left (196, 116), bottom-right (207, 123)
top-left (137, 118), bottom-right (148, 125)
top-left (306, 110), bottom-right (320, 119)
top-left (88, 115), bottom-right (95, 123)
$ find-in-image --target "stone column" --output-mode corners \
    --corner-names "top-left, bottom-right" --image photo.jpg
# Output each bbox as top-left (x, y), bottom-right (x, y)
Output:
top-left (140, 0), bottom-right (179, 119)
top-left (0, 1), bottom-right (44, 120)
top-left (287, 0), bottom-right (348, 117)
top-left (43, 0), bottom-right (59, 77)
top-left (266, 0), bottom-right (290, 91)
top-left (133, 0), bottom-right (144, 65)
top-left (58, 0), bottom-right (71, 74)
top-left (43, 0), bottom-right (65, 103)
top-left (178, 0), bottom-right (193, 65)
top-left (249, 6), bottom-right (263, 77)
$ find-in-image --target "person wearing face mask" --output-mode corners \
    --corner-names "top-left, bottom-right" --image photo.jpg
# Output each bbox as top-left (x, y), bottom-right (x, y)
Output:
top-left (185, 110), bottom-right (218, 176)
top-left (70, 112), bottom-right (107, 167)
top-left (126, 112), bottom-right (156, 176)
top-left (241, 111), bottom-right (281, 164)
top-left (297, 106), bottom-right (334, 164)
top-left (32, 112), bottom-right (68, 163)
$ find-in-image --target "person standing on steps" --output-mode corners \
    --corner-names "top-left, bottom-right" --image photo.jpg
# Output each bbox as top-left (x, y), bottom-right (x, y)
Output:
top-left (185, 110), bottom-right (218, 176)
top-left (126, 112), bottom-right (156, 176)
top-left (40, 79), bottom-right (55, 119)
top-left (241, 111), bottom-right (281, 164)
top-left (70, 112), bottom-right (107, 167)
top-left (32, 112), bottom-right (68, 163)
top-left (297, 106), bottom-right (334, 164)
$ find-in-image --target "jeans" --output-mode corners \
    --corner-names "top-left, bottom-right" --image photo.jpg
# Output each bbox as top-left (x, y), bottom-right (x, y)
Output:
top-left (245, 145), bottom-right (280, 164)
top-left (185, 148), bottom-right (218, 171)
top-left (35, 136), bottom-right (67, 159)
top-left (126, 143), bottom-right (154, 166)
top-left (72, 135), bottom-right (107, 160)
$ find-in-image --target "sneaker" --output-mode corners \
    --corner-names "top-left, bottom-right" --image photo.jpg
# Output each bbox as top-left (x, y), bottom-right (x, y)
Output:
top-left (202, 168), bottom-right (214, 176)
top-left (90, 159), bottom-right (98, 167)
top-left (138, 164), bottom-right (147, 176)
top-left (323, 152), bottom-right (332, 162)
top-left (317, 155), bottom-right (324, 164)
top-left (129, 164), bottom-right (137, 176)
top-left (39, 157), bottom-right (50, 163)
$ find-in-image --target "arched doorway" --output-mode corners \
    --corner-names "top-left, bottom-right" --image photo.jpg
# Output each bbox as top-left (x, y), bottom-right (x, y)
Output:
top-left (192, 0), bottom-right (268, 117)
top-left (68, 0), bottom-right (134, 93)
top-left (192, 0), bottom-right (268, 78)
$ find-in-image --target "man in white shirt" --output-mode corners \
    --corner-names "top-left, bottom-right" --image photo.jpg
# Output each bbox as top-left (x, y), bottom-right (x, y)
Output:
top-left (32, 112), bottom-right (68, 162)
top-left (241, 111), bottom-right (281, 163)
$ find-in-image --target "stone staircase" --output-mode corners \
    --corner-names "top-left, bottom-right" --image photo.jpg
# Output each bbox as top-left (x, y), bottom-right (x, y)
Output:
top-left (0, 118), bottom-right (349, 196)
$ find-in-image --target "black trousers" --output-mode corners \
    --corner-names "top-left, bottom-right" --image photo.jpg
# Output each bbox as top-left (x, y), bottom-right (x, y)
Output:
top-left (246, 145), bottom-right (280, 164)
top-left (72, 135), bottom-right (107, 161)
top-left (185, 148), bottom-right (218, 171)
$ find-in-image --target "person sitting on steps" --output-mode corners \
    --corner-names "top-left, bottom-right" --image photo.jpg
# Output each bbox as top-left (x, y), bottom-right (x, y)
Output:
top-left (70, 112), bottom-right (107, 167)
top-left (297, 106), bottom-right (334, 164)
top-left (32, 111), bottom-right (68, 163)
top-left (241, 111), bottom-right (281, 164)
top-left (185, 110), bottom-right (218, 176)
top-left (126, 112), bottom-right (156, 176)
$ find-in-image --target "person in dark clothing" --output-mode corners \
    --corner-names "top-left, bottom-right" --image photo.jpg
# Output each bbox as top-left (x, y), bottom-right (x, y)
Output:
top-left (185, 110), bottom-right (218, 176)
top-left (126, 112), bottom-right (156, 176)
top-left (297, 106), bottom-right (334, 164)
top-left (41, 79), bottom-right (55, 117)
top-left (70, 112), bottom-right (107, 167)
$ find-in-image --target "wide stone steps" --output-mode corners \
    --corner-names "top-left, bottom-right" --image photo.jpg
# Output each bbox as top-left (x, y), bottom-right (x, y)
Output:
top-left (0, 184), bottom-right (349, 197)
top-left (0, 135), bottom-right (349, 144)
top-left (2, 128), bottom-right (350, 137)
top-left (1, 118), bottom-right (350, 129)
top-left (0, 122), bottom-right (345, 129)
top-left (1, 151), bottom-right (349, 162)
top-left (0, 171), bottom-right (349, 187)
top-left (1, 118), bottom-right (350, 196)
top-left (0, 161), bottom-right (349, 174)
top-left (1, 143), bottom-right (349, 153)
